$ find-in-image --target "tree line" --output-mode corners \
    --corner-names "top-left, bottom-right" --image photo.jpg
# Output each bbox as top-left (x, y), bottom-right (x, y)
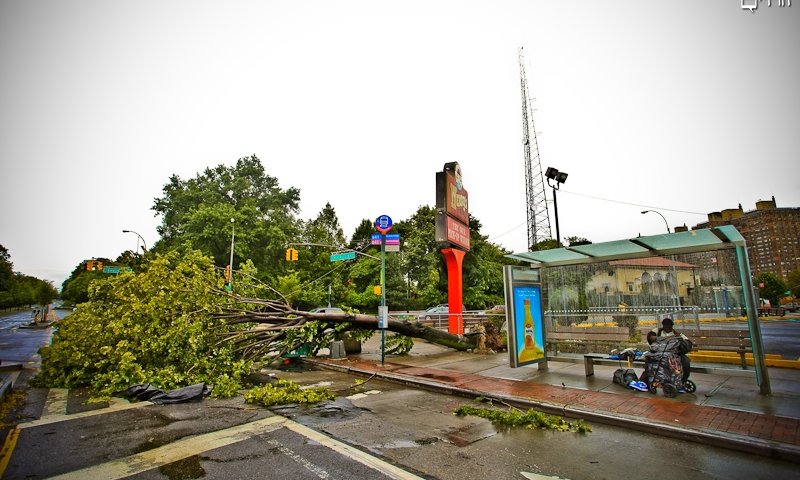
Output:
top-left (0, 244), bottom-right (59, 310)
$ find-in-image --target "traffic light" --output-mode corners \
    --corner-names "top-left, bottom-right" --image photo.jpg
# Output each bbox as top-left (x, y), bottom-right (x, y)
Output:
top-left (86, 260), bottom-right (95, 271)
top-left (373, 285), bottom-right (381, 296)
top-left (225, 265), bottom-right (231, 282)
top-left (285, 248), bottom-right (298, 261)
top-left (96, 261), bottom-right (103, 272)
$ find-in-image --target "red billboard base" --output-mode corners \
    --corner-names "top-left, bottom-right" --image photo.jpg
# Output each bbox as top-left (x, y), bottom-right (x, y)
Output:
top-left (441, 248), bottom-right (465, 335)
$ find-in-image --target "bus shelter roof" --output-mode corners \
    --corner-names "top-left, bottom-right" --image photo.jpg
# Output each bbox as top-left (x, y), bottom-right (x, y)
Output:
top-left (505, 225), bottom-right (745, 267)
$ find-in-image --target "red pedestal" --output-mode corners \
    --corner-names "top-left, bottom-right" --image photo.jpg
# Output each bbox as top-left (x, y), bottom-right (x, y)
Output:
top-left (441, 248), bottom-right (466, 334)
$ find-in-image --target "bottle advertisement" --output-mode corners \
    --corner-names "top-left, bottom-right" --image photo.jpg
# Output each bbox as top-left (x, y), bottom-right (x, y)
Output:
top-left (513, 286), bottom-right (545, 365)
top-left (503, 265), bottom-right (545, 368)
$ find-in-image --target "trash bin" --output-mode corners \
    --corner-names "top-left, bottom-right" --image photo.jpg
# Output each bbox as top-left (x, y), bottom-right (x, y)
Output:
top-left (330, 340), bottom-right (345, 359)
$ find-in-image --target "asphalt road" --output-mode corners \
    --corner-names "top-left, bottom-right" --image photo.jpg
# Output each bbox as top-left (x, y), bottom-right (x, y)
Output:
top-left (2, 365), bottom-right (798, 480)
top-left (2, 309), bottom-right (799, 479)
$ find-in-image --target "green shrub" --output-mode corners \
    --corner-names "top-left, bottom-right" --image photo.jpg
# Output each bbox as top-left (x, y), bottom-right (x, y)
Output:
top-left (245, 379), bottom-right (335, 406)
top-left (613, 314), bottom-right (639, 339)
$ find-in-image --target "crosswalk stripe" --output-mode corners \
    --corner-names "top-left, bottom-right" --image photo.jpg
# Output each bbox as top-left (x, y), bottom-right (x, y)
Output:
top-left (19, 397), bottom-right (153, 429)
top-left (283, 419), bottom-right (424, 480)
top-left (31, 411), bottom-right (424, 480)
top-left (46, 415), bottom-right (287, 480)
top-left (14, 389), bottom-right (424, 480)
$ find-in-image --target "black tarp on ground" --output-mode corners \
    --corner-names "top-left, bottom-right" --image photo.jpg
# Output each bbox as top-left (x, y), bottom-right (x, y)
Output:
top-left (118, 383), bottom-right (211, 404)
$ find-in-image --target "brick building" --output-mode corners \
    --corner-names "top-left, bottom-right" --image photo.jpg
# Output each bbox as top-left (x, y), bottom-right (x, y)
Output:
top-left (690, 197), bottom-right (800, 280)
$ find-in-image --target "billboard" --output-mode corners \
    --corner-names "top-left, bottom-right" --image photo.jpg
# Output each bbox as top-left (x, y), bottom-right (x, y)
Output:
top-left (435, 162), bottom-right (470, 251)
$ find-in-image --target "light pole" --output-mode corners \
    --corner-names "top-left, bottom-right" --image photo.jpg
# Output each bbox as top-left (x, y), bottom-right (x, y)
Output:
top-left (641, 210), bottom-right (670, 233)
top-left (228, 218), bottom-right (235, 290)
top-left (544, 167), bottom-right (568, 246)
top-left (122, 229), bottom-right (147, 253)
top-left (641, 210), bottom-right (679, 309)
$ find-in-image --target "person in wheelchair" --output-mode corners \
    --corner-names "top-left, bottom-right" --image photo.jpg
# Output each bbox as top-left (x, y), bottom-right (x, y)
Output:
top-left (647, 317), bottom-right (692, 389)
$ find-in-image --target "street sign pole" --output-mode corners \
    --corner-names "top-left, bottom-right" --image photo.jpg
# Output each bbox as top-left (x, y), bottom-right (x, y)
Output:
top-left (380, 232), bottom-right (386, 365)
top-left (374, 214), bottom-right (393, 367)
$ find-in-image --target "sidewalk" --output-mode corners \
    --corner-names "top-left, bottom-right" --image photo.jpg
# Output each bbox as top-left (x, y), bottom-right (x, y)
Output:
top-left (306, 335), bottom-right (800, 463)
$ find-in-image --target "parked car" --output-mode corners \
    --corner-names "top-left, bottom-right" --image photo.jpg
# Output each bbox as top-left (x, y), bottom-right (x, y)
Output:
top-left (309, 307), bottom-right (344, 314)
top-left (486, 305), bottom-right (506, 315)
top-left (417, 304), bottom-right (466, 321)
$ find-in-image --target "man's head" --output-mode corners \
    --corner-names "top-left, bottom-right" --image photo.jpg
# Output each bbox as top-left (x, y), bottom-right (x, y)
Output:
top-left (662, 317), bottom-right (674, 332)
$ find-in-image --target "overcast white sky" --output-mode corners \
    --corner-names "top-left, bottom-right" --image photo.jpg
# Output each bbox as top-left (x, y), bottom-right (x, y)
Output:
top-left (1, 1), bottom-right (798, 288)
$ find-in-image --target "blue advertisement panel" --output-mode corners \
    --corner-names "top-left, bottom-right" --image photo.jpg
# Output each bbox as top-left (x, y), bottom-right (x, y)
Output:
top-left (512, 285), bottom-right (545, 366)
top-left (503, 265), bottom-right (545, 368)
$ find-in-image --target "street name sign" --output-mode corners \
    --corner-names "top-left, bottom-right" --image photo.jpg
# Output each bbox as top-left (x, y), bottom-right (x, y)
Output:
top-left (330, 251), bottom-right (356, 262)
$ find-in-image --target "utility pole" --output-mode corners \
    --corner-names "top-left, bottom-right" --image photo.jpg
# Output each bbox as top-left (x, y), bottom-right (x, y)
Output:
top-left (642, 210), bottom-right (679, 310)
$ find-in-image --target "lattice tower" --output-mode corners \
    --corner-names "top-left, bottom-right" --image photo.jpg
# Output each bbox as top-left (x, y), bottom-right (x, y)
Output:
top-left (519, 47), bottom-right (552, 248)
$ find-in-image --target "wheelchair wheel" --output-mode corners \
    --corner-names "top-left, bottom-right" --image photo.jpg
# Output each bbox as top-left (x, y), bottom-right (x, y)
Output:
top-left (684, 380), bottom-right (696, 393)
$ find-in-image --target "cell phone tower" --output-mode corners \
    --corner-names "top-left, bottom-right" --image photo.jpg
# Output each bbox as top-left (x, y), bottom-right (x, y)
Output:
top-left (519, 47), bottom-right (552, 249)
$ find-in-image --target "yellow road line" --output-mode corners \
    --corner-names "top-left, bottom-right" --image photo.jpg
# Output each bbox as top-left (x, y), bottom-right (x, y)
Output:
top-left (0, 427), bottom-right (20, 478)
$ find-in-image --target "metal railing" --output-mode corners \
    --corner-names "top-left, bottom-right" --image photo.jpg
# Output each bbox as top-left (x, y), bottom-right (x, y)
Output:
top-left (389, 311), bottom-right (494, 332)
top-left (544, 305), bottom-right (703, 331)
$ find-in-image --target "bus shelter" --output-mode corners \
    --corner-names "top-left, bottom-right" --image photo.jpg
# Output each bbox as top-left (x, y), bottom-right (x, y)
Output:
top-left (505, 225), bottom-right (771, 395)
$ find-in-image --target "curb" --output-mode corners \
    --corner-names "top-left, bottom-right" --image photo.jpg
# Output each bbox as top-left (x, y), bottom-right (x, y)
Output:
top-left (304, 358), bottom-right (800, 464)
top-left (0, 364), bottom-right (22, 404)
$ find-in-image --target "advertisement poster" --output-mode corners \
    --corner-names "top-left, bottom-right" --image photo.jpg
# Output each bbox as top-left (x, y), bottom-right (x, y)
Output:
top-left (513, 285), bottom-right (545, 365)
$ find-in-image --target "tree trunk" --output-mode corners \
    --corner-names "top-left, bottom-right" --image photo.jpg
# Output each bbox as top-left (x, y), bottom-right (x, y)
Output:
top-left (308, 312), bottom-right (478, 351)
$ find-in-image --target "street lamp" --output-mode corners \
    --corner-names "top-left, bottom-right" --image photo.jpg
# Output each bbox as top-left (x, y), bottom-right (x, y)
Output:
top-left (641, 210), bottom-right (679, 308)
top-left (544, 167), bottom-right (568, 246)
top-left (641, 210), bottom-right (670, 233)
top-left (122, 229), bottom-right (147, 253)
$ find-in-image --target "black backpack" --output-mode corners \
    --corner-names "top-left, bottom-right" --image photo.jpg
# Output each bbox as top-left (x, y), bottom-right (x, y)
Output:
top-left (613, 368), bottom-right (638, 387)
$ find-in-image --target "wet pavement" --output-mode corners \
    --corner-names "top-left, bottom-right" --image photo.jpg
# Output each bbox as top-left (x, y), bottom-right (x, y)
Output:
top-left (306, 333), bottom-right (800, 463)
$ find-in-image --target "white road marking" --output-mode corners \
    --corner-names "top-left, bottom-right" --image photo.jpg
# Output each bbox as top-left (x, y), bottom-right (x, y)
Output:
top-left (20, 387), bottom-right (422, 480)
top-left (521, 471), bottom-right (571, 479)
top-left (19, 398), bottom-right (153, 429)
top-left (31, 403), bottom-right (424, 480)
top-left (46, 416), bottom-right (287, 479)
top-left (346, 389), bottom-right (382, 400)
top-left (283, 419), bottom-right (424, 480)
top-left (266, 439), bottom-right (331, 479)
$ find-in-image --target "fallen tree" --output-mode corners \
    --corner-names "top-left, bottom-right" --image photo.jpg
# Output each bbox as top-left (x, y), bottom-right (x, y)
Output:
top-left (34, 250), bottom-right (496, 399)
top-left (213, 294), bottom-right (485, 361)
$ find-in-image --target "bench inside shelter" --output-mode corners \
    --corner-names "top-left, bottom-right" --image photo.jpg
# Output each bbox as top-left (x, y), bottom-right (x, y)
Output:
top-left (546, 325), bottom-right (633, 375)
top-left (545, 325), bottom-right (756, 378)
top-left (606, 329), bottom-right (755, 377)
